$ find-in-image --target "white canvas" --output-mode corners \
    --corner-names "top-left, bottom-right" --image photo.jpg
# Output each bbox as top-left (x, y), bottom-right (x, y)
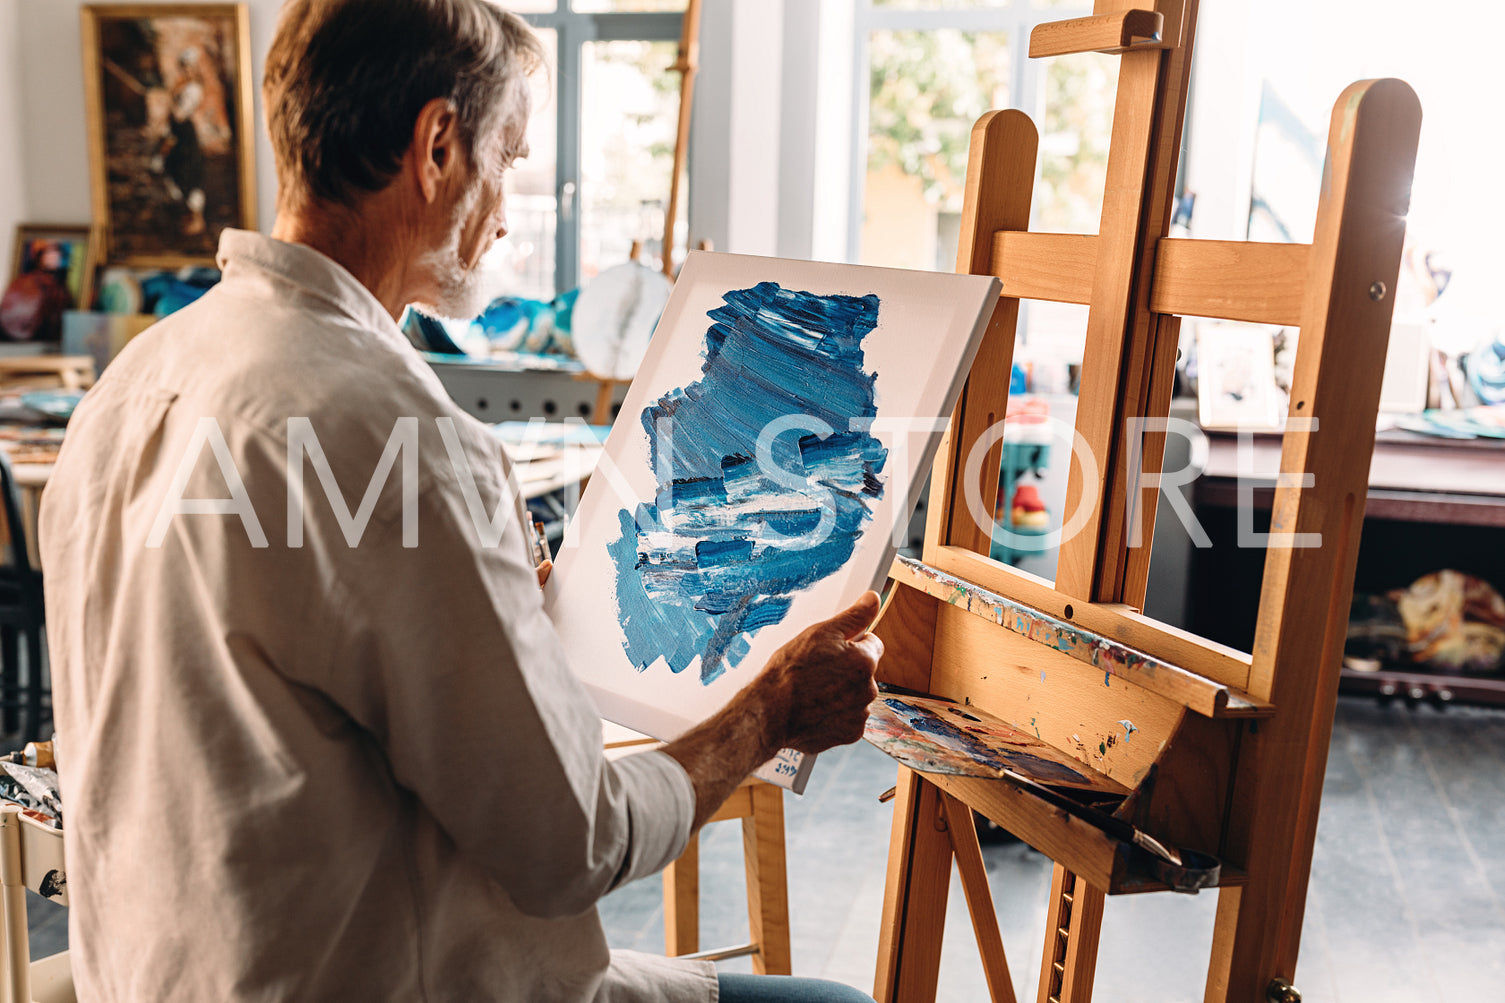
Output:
top-left (544, 251), bottom-right (1000, 791)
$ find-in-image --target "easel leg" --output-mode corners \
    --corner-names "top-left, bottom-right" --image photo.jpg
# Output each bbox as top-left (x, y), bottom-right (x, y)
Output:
top-left (742, 782), bottom-right (792, 975)
top-left (941, 794), bottom-right (1017, 1003)
top-left (1206, 872), bottom-right (1304, 1003)
top-left (1035, 864), bottom-right (1104, 1003)
top-left (664, 831), bottom-right (699, 957)
top-left (874, 769), bottom-right (953, 1003)
top-left (1205, 884), bottom-right (1245, 1003)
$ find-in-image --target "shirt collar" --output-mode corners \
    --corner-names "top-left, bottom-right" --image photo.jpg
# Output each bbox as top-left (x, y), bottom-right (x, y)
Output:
top-left (215, 229), bottom-right (405, 345)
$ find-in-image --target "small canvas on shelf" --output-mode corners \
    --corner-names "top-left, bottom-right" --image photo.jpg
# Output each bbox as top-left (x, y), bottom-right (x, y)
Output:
top-left (1196, 321), bottom-right (1283, 432)
top-left (544, 251), bottom-right (999, 791)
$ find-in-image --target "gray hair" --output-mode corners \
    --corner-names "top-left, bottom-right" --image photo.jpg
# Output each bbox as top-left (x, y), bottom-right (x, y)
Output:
top-left (263, 0), bottom-right (544, 211)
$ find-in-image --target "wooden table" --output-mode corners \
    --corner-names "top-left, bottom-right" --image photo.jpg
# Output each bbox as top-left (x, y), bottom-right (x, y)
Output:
top-left (2, 442), bottom-right (604, 572)
top-left (1192, 429), bottom-right (1505, 707)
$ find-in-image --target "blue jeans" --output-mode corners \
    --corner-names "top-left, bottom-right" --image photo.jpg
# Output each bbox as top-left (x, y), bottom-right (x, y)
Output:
top-left (716, 973), bottom-right (876, 1003)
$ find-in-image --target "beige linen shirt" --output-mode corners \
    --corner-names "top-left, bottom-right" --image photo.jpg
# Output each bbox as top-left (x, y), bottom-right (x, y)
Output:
top-left (40, 230), bottom-right (717, 1002)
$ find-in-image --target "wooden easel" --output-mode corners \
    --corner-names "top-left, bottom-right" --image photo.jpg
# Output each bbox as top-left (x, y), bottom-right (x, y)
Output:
top-left (604, 727), bottom-right (792, 974)
top-left (869, 1), bottom-right (1421, 1000)
top-left (660, 0), bottom-right (702, 280)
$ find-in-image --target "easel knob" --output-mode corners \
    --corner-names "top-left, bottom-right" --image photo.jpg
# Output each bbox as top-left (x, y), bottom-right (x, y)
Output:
top-left (1266, 978), bottom-right (1301, 1003)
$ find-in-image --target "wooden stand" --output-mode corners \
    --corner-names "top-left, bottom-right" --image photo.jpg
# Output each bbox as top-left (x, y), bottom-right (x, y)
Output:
top-left (0, 808), bottom-right (72, 1003)
top-left (660, 0), bottom-right (702, 279)
top-left (870, 1), bottom-right (1421, 1000)
top-left (664, 777), bottom-right (792, 975)
top-left (603, 729), bottom-right (792, 974)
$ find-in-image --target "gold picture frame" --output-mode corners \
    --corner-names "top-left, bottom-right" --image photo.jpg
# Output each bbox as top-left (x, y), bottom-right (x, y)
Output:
top-left (81, 4), bottom-right (257, 267)
top-left (9, 224), bottom-right (98, 312)
top-left (2, 223), bottom-right (98, 342)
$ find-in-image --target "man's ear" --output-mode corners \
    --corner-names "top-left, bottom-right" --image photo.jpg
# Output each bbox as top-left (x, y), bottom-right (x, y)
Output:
top-left (411, 97), bottom-right (461, 204)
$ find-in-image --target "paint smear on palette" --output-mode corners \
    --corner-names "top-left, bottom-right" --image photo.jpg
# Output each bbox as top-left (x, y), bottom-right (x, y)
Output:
top-left (864, 694), bottom-right (1129, 797)
top-left (608, 282), bottom-right (889, 684)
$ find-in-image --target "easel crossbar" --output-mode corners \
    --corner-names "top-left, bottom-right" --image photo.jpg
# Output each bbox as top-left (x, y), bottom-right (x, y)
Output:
top-left (921, 544), bottom-right (1255, 693)
top-left (890, 557), bottom-right (1270, 719)
top-left (990, 232), bottom-right (1311, 327)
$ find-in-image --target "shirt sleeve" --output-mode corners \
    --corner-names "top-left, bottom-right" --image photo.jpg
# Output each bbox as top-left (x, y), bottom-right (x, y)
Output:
top-left (292, 422), bottom-right (697, 919)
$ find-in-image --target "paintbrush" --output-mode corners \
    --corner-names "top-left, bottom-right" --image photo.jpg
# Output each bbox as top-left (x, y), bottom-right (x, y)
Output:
top-left (527, 520), bottom-right (551, 567)
top-left (994, 764), bottom-right (1183, 867)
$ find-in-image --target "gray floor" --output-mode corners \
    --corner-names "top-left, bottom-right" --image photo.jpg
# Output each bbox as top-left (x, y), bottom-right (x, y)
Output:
top-left (25, 697), bottom-right (1505, 1000)
top-left (595, 697), bottom-right (1505, 1002)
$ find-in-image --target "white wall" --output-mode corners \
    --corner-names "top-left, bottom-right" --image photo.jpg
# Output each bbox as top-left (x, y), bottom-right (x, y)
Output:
top-left (0, 0), bottom-right (28, 253)
top-left (690, 0), bottom-right (783, 258)
top-left (14, 0), bottom-right (282, 235)
top-left (1182, 3), bottom-right (1259, 242)
top-left (2, 0), bottom-right (815, 269)
top-left (775, 0), bottom-right (853, 263)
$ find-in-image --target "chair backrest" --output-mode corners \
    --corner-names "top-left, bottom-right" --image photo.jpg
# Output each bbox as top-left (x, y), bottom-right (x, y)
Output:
top-left (0, 452), bottom-right (35, 579)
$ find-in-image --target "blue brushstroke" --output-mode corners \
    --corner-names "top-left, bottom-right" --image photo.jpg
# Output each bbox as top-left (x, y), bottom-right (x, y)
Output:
top-left (608, 282), bottom-right (888, 683)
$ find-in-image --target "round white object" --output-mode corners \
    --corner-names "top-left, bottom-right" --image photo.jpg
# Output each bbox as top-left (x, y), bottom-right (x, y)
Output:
top-left (572, 261), bottom-right (672, 381)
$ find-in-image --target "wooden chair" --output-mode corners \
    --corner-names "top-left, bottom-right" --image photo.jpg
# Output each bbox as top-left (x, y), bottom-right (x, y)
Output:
top-left (0, 807), bottom-right (73, 1003)
top-left (603, 725), bottom-right (791, 974)
top-left (869, 1), bottom-right (1422, 1000)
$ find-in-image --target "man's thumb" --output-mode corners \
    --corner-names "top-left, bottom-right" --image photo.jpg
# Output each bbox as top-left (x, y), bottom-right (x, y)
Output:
top-left (824, 590), bottom-right (882, 640)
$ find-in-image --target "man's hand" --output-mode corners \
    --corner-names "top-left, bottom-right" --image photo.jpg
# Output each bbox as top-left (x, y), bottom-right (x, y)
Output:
top-left (536, 559), bottom-right (552, 589)
top-left (749, 592), bottom-right (883, 754)
top-left (662, 592), bottom-right (884, 829)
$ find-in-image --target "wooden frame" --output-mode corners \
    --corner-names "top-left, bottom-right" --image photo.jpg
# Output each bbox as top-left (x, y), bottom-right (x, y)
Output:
top-left (1194, 321), bottom-right (1284, 432)
top-left (80, 4), bottom-right (257, 267)
top-left (7, 224), bottom-right (98, 315)
top-left (870, 0), bottom-right (1422, 999)
top-left (3, 224), bottom-right (98, 343)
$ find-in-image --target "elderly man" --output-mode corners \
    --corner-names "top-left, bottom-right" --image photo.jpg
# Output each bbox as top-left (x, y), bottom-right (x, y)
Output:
top-left (41, 1), bottom-right (882, 1000)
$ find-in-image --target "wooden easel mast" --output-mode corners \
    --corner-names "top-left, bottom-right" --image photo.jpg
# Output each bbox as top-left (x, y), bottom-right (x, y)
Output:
top-left (870, 0), bottom-right (1422, 999)
top-left (660, 0), bottom-right (702, 279)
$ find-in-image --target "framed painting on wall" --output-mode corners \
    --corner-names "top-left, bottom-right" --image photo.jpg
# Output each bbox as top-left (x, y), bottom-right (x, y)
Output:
top-left (1, 224), bottom-right (97, 342)
top-left (81, 4), bottom-right (257, 267)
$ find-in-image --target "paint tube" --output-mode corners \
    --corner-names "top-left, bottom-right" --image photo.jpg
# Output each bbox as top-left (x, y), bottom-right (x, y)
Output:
top-left (2, 735), bottom-right (57, 769)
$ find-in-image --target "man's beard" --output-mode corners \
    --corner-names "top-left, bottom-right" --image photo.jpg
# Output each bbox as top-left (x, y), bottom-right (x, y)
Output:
top-left (410, 184), bottom-right (493, 321)
top-left (411, 264), bottom-right (489, 321)
top-left (410, 247), bottom-right (491, 321)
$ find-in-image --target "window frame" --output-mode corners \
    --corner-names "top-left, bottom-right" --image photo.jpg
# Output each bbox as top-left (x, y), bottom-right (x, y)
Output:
top-left (521, 4), bottom-right (684, 294)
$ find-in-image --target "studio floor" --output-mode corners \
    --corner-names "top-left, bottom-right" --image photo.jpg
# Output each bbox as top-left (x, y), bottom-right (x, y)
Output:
top-left (25, 697), bottom-right (1505, 1001)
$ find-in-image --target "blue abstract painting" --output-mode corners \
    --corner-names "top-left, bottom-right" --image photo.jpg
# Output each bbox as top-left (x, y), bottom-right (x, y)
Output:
top-left (607, 282), bottom-right (889, 684)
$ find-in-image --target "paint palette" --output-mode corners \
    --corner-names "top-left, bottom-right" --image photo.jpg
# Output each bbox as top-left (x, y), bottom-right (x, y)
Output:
top-left (865, 692), bottom-right (1130, 799)
top-left (545, 251), bottom-right (999, 792)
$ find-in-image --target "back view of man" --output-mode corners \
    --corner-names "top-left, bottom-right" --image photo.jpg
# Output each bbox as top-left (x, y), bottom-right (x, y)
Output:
top-left (42, 2), bottom-right (882, 1000)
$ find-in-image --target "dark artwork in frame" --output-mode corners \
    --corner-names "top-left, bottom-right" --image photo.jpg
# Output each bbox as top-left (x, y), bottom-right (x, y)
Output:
top-left (82, 4), bottom-right (258, 267)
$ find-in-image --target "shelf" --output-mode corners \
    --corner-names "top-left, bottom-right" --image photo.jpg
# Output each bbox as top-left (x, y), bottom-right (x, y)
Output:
top-left (1339, 665), bottom-right (1505, 709)
top-left (887, 557), bottom-right (1272, 719)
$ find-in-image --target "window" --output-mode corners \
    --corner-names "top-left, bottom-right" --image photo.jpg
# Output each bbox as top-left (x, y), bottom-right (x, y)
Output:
top-left (501, 2), bottom-right (684, 300)
top-left (853, 0), bottom-right (1105, 271)
top-left (1186, 0), bottom-right (1505, 360)
top-left (852, 0), bottom-right (1109, 370)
